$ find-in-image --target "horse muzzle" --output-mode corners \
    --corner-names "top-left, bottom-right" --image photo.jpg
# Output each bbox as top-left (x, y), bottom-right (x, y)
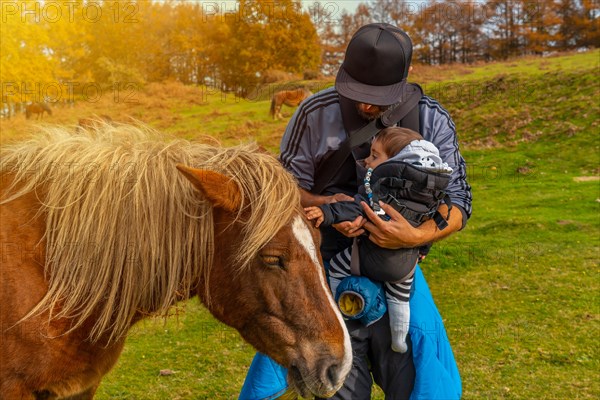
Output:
top-left (288, 358), bottom-right (349, 398)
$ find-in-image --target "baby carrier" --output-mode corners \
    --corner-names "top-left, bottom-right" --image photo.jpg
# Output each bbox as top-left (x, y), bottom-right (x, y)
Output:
top-left (332, 159), bottom-right (454, 328)
top-left (354, 159), bottom-right (452, 284)
top-left (365, 160), bottom-right (453, 230)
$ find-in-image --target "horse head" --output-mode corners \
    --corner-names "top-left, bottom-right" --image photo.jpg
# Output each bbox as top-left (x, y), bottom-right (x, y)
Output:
top-left (177, 165), bottom-right (352, 398)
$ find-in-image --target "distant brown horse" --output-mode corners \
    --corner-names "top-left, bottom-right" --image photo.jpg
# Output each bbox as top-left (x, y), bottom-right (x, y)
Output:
top-left (270, 88), bottom-right (312, 120)
top-left (25, 102), bottom-right (52, 120)
top-left (0, 125), bottom-right (351, 399)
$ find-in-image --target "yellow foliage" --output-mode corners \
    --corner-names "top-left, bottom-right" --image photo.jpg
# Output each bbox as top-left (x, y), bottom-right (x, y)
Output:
top-left (1, 0), bottom-right (321, 100)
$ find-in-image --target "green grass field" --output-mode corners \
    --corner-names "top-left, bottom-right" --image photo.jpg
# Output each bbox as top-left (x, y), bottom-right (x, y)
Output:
top-left (1, 50), bottom-right (598, 399)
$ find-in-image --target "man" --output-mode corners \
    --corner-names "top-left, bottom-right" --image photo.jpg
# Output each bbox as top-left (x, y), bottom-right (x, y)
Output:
top-left (279, 23), bottom-right (472, 399)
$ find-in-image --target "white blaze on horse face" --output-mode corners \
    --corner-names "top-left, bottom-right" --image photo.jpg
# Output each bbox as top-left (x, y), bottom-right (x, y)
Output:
top-left (292, 216), bottom-right (320, 267)
top-left (291, 216), bottom-right (353, 381)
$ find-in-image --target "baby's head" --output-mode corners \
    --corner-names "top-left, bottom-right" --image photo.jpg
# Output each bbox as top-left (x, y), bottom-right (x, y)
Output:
top-left (365, 127), bottom-right (423, 169)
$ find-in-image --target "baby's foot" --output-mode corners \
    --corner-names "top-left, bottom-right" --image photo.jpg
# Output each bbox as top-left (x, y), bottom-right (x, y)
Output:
top-left (388, 301), bottom-right (410, 353)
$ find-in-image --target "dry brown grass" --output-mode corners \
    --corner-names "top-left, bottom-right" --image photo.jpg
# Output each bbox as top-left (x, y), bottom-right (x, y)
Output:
top-left (410, 62), bottom-right (475, 83)
top-left (0, 81), bottom-right (206, 142)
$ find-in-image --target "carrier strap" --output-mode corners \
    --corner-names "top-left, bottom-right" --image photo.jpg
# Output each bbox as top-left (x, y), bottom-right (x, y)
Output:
top-left (433, 195), bottom-right (453, 230)
top-left (351, 238), bottom-right (360, 276)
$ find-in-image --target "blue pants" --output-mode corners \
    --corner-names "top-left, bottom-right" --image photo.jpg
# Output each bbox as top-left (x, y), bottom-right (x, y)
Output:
top-left (238, 266), bottom-right (462, 400)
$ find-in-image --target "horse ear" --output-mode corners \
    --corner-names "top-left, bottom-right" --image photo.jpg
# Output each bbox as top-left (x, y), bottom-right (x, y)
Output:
top-left (176, 164), bottom-right (241, 213)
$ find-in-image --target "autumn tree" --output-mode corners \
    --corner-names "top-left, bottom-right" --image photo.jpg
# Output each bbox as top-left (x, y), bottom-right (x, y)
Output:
top-left (137, 1), bottom-right (178, 82)
top-left (366, 0), bottom-right (413, 26)
top-left (79, 1), bottom-right (147, 86)
top-left (309, 1), bottom-right (345, 76)
top-left (412, 0), bottom-right (476, 64)
top-left (572, 0), bottom-right (600, 48)
top-left (217, 0), bottom-right (320, 94)
top-left (521, 0), bottom-right (563, 54)
top-left (1, 0), bottom-right (55, 103)
top-left (3, 0), bottom-right (596, 104)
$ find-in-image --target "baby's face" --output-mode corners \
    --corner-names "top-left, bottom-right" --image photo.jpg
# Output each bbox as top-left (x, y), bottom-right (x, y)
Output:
top-left (365, 139), bottom-right (389, 169)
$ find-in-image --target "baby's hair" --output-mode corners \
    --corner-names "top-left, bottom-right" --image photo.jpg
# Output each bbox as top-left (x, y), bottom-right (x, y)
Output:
top-left (374, 127), bottom-right (423, 158)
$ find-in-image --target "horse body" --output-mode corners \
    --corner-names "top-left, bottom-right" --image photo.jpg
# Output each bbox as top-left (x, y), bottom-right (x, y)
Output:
top-left (25, 102), bottom-right (52, 120)
top-left (0, 126), bottom-right (351, 399)
top-left (270, 88), bottom-right (312, 120)
top-left (0, 189), bottom-right (125, 399)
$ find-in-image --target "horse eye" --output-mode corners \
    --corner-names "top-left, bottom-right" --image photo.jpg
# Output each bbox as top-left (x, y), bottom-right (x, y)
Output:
top-left (261, 255), bottom-right (284, 269)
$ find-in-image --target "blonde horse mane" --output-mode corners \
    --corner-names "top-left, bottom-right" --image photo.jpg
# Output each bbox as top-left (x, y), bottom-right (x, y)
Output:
top-left (0, 124), bottom-right (301, 343)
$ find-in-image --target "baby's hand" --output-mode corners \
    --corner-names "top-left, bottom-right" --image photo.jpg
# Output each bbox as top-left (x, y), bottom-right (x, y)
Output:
top-left (304, 206), bottom-right (325, 228)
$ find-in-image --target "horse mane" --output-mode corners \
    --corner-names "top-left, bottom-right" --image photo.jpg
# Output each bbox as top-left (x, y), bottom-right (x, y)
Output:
top-left (0, 124), bottom-right (301, 343)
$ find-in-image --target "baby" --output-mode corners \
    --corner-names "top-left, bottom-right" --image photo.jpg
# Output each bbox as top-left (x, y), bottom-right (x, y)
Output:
top-left (306, 127), bottom-right (453, 352)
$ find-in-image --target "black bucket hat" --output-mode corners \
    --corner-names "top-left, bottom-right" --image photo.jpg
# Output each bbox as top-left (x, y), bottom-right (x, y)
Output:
top-left (336, 23), bottom-right (413, 106)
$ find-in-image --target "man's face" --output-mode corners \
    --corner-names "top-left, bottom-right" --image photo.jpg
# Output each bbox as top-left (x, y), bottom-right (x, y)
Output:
top-left (356, 103), bottom-right (390, 121)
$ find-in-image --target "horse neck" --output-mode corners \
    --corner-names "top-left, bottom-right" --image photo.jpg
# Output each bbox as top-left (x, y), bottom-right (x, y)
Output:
top-left (191, 207), bottom-right (239, 308)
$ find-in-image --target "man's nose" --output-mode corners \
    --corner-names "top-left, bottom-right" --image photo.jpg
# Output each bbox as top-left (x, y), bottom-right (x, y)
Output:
top-left (357, 103), bottom-right (375, 112)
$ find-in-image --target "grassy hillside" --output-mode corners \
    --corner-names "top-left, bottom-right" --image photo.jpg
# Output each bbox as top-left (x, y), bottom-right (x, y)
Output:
top-left (1, 50), bottom-right (598, 399)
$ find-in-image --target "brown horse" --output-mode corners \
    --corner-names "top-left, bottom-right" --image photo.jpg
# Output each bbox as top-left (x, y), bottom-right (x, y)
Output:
top-left (270, 88), bottom-right (312, 120)
top-left (25, 102), bottom-right (52, 120)
top-left (0, 125), bottom-right (351, 399)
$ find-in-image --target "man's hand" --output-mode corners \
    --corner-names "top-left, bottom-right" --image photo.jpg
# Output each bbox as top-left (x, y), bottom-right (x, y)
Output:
top-left (361, 201), bottom-right (463, 249)
top-left (332, 215), bottom-right (366, 238)
top-left (361, 202), bottom-right (422, 248)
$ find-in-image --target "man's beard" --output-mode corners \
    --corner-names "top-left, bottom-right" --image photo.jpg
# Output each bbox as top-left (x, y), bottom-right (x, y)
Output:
top-left (356, 104), bottom-right (391, 121)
